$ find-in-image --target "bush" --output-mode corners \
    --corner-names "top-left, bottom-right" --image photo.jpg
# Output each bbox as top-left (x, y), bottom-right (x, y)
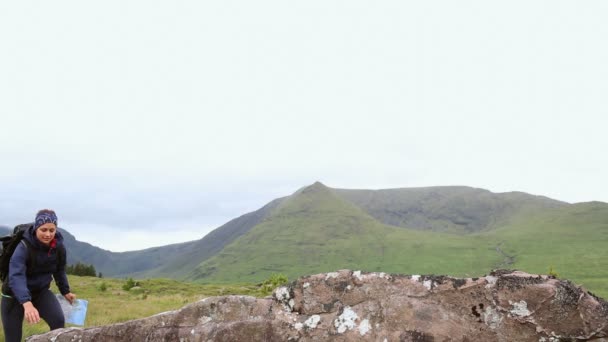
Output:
top-left (548, 265), bottom-right (559, 278)
top-left (259, 273), bottom-right (288, 296)
top-left (97, 282), bottom-right (108, 292)
top-left (122, 278), bottom-right (137, 291)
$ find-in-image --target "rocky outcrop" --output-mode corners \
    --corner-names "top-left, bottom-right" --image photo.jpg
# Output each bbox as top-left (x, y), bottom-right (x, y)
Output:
top-left (28, 270), bottom-right (608, 341)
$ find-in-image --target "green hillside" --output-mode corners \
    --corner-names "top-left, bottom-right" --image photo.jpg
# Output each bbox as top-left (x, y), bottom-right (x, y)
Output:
top-left (189, 183), bottom-right (500, 283)
top-left (189, 183), bottom-right (608, 298)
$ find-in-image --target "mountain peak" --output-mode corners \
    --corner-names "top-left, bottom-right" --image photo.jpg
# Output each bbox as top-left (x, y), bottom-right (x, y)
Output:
top-left (292, 181), bottom-right (331, 196)
top-left (304, 181), bottom-right (329, 191)
top-left (272, 181), bottom-right (372, 219)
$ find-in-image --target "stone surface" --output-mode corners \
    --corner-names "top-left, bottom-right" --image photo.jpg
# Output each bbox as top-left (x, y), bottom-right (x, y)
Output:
top-left (27, 270), bottom-right (608, 341)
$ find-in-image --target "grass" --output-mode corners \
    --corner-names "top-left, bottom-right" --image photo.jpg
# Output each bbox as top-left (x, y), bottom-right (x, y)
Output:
top-left (191, 215), bottom-right (501, 282)
top-left (486, 202), bottom-right (608, 297)
top-left (0, 275), bottom-right (264, 342)
top-left (195, 212), bottom-right (608, 299)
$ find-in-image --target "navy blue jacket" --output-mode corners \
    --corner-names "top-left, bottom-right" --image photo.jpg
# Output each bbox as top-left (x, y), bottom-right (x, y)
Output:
top-left (7, 226), bottom-right (70, 304)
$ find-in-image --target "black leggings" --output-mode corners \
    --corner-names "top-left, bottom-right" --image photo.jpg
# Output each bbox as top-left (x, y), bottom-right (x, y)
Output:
top-left (1, 289), bottom-right (65, 342)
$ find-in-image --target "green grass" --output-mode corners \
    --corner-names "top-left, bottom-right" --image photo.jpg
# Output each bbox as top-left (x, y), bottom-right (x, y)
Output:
top-left (486, 202), bottom-right (608, 297)
top-left (0, 275), bottom-right (264, 342)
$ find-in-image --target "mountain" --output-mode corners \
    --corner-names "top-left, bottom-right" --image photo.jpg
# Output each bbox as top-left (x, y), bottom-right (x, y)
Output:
top-left (188, 183), bottom-right (501, 282)
top-left (185, 182), bottom-right (608, 298)
top-left (187, 181), bottom-right (411, 281)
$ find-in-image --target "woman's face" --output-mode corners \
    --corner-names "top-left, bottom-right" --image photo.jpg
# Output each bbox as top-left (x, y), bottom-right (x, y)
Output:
top-left (36, 223), bottom-right (57, 245)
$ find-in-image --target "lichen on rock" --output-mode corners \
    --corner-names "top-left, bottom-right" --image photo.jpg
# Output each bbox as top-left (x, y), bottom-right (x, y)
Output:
top-left (334, 306), bottom-right (358, 334)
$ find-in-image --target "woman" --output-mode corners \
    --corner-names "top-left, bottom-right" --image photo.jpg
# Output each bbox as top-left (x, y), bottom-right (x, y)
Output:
top-left (1, 209), bottom-right (76, 342)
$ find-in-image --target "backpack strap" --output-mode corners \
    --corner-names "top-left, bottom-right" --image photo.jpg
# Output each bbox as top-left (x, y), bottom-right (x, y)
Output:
top-left (21, 239), bottom-right (36, 275)
top-left (57, 245), bottom-right (66, 268)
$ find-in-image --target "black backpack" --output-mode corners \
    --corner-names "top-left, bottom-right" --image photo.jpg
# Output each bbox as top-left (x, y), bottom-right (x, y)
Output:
top-left (0, 223), bottom-right (36, 283)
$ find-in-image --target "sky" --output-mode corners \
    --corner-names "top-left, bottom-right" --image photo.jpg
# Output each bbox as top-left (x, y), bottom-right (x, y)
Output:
top-left (1, 1), bottom-right (607, 252)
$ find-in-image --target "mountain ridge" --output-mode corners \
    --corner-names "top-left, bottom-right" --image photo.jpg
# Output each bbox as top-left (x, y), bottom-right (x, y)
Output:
top-left (334, 185), bottom-right (566, 233)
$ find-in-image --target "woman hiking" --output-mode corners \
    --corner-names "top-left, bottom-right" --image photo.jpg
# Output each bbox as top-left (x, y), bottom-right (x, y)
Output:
top-left (1, 209), bottom-right (76, 342)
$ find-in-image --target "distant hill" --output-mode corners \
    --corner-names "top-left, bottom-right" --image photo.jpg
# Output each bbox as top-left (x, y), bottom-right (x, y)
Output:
top-left (54, 196), bottom-right (284, 278)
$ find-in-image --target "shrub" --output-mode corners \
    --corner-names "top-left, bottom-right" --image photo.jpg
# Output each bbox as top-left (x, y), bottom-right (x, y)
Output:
top-left (123, 278), bottom-right (137, 291)
top-left (98, 282), bottom-right (108, 292)
top-left (259, 273), bottom-right (288, 296)
top-left (548, 265), bottom-right (559, 278)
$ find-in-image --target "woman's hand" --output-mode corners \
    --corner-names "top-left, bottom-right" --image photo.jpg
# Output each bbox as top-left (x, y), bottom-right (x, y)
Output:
top-left (64, 292), bottom-right (77, 305)
top-left (23, 301), bottom-right (40, 324)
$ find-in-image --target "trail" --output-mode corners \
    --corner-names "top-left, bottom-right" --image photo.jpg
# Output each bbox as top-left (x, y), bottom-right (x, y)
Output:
top-left (495, 242), bottom-right (515, 269)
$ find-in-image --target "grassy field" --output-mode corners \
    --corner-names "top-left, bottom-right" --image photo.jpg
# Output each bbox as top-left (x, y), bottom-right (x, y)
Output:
top-left (488, 202), bottom-right (608, 298)
top-left (0, 275), bottom-right (265, 342)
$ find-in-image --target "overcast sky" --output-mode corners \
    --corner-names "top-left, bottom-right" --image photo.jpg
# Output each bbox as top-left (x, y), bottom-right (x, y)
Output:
top-left (1, 1), bottom-right (607, 251)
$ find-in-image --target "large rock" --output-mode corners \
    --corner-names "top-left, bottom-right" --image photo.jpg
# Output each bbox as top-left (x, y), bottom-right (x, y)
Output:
top-left (28, 270), bottom-right (608, 341)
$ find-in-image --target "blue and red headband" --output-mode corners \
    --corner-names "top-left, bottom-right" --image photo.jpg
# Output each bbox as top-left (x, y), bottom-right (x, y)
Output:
top-left (34, 209), bottom-right (58, 230)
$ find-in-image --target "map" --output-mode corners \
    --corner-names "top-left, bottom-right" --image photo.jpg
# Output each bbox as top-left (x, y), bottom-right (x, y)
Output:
top-left (55, 294), bottom-right (88, 326)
